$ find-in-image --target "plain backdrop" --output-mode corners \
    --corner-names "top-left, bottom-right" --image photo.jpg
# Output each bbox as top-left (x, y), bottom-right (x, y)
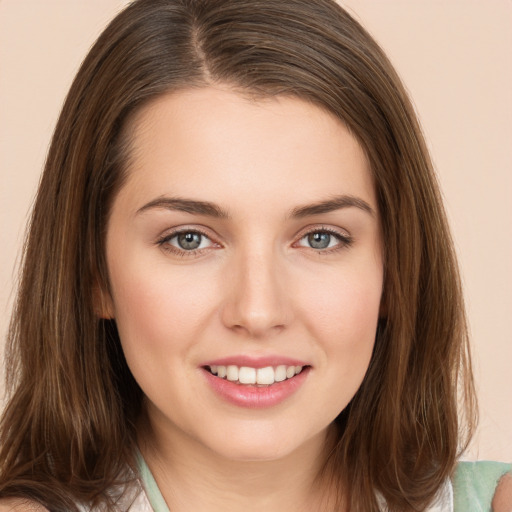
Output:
top-left (0, 0), bottom-right (511, 461)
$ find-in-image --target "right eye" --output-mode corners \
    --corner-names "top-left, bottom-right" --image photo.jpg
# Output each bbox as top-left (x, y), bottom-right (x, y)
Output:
top-left (158, 229), bottom-right (215, 254)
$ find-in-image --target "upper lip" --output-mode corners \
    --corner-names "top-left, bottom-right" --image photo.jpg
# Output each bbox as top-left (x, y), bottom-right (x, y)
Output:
top-left (201, 355), bottom-right (309, 369)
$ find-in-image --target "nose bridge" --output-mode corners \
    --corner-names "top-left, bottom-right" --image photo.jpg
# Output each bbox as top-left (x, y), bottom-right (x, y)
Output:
top-left (222, 241), bottom-right (290, 337)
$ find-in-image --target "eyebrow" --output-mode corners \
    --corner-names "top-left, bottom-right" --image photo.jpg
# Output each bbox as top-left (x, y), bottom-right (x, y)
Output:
top-left (289, 195), bottom-right (375, 218)
top-left (137, 197), bottom-right (231, 218)
top-left (136, 194), bottom-right (374, 219)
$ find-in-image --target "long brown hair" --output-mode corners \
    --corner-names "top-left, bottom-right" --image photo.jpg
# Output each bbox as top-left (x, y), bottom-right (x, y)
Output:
top-left (0, 0), bottom-right (476, 510)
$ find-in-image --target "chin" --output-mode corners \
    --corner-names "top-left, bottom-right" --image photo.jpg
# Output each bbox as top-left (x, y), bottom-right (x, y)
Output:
top-left (215, 443), bottom-right (296, 463)
top-left (202, 422), bottom-right (326, 464)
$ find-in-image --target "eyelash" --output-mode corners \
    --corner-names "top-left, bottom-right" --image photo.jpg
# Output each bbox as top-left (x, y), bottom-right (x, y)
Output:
top-left (296, 226), bottom-right (354, 254)
top-left (156, 226), bottom-right (353, 257)
top-left (156, 227), bottom-right (215, 257)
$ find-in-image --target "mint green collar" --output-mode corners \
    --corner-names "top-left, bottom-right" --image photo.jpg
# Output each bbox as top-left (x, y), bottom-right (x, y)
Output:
top-left (136, 451), bottom-right (171, 512)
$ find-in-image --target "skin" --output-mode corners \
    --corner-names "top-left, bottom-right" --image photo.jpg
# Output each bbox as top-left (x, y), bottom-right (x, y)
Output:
top-left (492, 472), bottom-right (512, 512)
top-left (0, 501), bottom-right (47, 512)
top-left (102, 86), bottom-right (384, 511)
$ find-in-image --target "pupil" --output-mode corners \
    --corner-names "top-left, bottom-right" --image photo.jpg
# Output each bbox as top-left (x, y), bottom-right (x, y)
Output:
top-left (308, 232), bottom-right (330, 249)
top-left (178, 232), bottom-right (201, 250)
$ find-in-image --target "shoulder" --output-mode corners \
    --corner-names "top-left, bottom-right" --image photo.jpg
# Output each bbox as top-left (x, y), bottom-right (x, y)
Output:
top-left (492, 471), bottom-right (512, 512)
top-left (453, 461), bottom-right (512, 512)
top-left (0, 498), bottom-right (48, 511)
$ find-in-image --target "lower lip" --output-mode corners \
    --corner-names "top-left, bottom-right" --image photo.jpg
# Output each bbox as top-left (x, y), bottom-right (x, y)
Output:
top-left (202, 367), bottom-right (310, 409)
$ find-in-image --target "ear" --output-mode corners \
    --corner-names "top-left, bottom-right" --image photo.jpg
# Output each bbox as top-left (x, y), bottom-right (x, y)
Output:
top-left (93, 281), bottom-right (115, 319)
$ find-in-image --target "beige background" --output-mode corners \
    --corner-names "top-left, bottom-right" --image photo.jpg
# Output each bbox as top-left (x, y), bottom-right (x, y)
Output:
top-left (0, 1), bottom-right (510, 461)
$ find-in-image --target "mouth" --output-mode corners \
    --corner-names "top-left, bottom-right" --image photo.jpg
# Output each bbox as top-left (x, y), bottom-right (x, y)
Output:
top-left (204, 364), bottom-right (307, 387)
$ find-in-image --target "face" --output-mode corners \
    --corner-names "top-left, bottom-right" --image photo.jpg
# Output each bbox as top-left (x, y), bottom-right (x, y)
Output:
top-left (104, 87), bottom-right (383, 463)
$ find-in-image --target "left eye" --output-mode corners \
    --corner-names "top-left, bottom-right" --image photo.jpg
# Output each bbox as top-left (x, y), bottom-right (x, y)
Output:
top-left (297, 231), bottom-right (343, 250)
top-left (167, 231), bottom-right (213, 251)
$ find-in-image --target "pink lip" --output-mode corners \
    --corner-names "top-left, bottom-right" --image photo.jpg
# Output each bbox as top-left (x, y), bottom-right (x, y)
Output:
top-left (201, 355), bottom-right (309, 369)
top-left (201, 365), bottom-right (311, 409)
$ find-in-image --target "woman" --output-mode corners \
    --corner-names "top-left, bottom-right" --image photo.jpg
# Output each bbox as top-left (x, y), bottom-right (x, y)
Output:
top-left (0, 0), bottom-right (510, 510)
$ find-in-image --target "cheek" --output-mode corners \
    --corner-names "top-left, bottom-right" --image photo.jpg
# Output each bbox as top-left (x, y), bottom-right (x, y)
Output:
top-left (299, 265), bottom-right (382, 343)
top-left (296, 262), bottom-right (382, 405)
top-left (107, 260), bottom-right (223, 406)
top-left (107, 255), bottom-right (220, 356)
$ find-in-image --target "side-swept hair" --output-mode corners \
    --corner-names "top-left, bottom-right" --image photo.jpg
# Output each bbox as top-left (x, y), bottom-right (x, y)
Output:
top-left (0, 0), bottom-right (476, 510)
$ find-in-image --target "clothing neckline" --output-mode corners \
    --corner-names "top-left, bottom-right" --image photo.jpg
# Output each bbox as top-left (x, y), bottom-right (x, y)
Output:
top-left (136, 451), bottom-right (171, 512)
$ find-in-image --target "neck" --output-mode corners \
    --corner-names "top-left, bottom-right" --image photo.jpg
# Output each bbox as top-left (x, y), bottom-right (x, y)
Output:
top-left (137, 411), bottom-right (342, 512)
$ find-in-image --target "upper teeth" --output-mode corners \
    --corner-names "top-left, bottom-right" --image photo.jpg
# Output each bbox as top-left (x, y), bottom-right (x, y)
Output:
top-left (209, 365), bottom-right (303, 385)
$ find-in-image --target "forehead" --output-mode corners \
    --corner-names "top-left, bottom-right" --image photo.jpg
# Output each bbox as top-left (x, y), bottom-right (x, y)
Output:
top-left (118, 86), bottom-right (376, 215)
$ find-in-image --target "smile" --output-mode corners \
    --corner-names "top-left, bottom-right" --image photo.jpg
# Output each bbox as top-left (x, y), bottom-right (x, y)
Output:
top-left (202, 362), bottom-right (311, 408)
top-left (207, 365), bottom-right (304, 386)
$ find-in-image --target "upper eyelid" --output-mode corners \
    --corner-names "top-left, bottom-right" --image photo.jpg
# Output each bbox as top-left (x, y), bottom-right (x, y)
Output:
top-left (295, 224), bottom-right (351, 239)
top-left (157, 225), bottom-right (217, 242)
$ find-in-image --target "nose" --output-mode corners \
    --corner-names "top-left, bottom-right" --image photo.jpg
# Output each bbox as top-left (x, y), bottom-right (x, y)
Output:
top-left (220, 248), bottom-right (292, 338)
